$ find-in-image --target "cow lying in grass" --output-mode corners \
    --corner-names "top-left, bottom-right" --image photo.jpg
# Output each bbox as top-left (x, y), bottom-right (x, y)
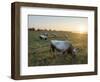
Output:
top-left (50, 40), bottom-right (77, 64)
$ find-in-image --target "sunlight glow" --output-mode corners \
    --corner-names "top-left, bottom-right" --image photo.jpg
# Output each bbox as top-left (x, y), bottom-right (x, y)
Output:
top-left (78, 26), bottom-right (87, 34)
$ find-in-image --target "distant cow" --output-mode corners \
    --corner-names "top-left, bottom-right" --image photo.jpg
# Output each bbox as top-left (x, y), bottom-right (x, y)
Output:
top-left (39, 33), bottom-right (48, 40)
top-left (39, 34), bottom-right (47, 40)
top-left (50, 40), bottom-right (77, 63)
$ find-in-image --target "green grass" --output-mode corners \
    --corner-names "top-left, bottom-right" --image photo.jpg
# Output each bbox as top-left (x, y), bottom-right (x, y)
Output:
top-left (28, 30), bottom-right (88, 66)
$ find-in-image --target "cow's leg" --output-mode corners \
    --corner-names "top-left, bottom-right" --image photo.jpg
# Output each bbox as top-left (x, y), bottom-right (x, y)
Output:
top-left (50, 45), bottom-right (55, 58)
top-left (63, 51), bottom-right (67, 60)
top-left (40, 37), bottom-right (42, 40)
top-left (63, 51), bottom-right (66, 55)
top-left (72, 55), bottom-right (76, 64)
top-left (45, 38), bottom-right (47, 40)
top-left (53, 48), bottom-right (57, 58)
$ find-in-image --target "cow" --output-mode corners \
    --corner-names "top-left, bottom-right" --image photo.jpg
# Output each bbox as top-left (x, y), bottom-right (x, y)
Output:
top-left (50, 40), bottom-right (77, 64)
top-left (39, 33), bottom-right (48, 40)
top-left (39, 34), bottom-right (48, 40)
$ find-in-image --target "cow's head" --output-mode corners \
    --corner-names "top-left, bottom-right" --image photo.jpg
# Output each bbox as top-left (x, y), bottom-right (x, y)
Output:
top-left (72, 48), bottom-right (79, 56)
top-left (72, 48), bottom-right (79, 64)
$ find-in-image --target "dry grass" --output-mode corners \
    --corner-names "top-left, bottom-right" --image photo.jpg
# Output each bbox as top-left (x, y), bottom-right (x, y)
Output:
top-left (28, 30), bottom-right (88, 66)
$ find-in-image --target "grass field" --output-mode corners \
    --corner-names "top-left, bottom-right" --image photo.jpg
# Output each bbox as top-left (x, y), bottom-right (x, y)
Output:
top-left (28, 30), bottom-right (88, 66)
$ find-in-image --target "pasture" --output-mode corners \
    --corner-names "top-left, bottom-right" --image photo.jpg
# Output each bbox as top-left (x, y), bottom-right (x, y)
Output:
top-left (28, 30), bottom-right (88, 66)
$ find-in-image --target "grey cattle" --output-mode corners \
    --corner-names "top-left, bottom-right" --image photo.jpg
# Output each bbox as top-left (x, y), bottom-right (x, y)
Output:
top-left (39, 33), bottom-right (48, 40)
top-left (50, 40), bottom-right (77, 63)
top-left (39, 34), bottom-right (48, 40)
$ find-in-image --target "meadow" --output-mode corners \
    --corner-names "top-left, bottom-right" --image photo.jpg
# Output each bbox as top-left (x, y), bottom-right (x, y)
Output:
top-left (28, 30), bottom-right (88, 66)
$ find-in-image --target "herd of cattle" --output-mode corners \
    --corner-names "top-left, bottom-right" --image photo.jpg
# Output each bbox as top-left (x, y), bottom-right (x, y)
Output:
top-left (39, 32), bottom-right (78, 64)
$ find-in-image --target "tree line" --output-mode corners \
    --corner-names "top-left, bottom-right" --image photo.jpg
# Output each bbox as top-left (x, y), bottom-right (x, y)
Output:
top-left (28, 27), bottom-right (55, 31)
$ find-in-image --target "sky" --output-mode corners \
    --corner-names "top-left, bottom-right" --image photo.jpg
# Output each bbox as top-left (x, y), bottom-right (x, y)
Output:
top-left (28, 15), bottom-right (88, 33)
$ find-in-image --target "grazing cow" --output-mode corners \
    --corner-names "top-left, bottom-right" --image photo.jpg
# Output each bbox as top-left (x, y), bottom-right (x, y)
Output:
top-left (50, 40), bottom-right (77, 63)
top-left (39, 34), bottom-right (48, 40)
top-left (39, 33), bottom-right (48, 40)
